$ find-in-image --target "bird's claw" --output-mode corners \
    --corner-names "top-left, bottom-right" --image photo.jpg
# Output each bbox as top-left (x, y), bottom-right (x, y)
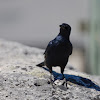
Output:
top-left (50, 74), bottom-right (67, 88)
top-left (54, 78), bottom-right (67, 87)
top-left (50, 74), bottom-right (54, 82)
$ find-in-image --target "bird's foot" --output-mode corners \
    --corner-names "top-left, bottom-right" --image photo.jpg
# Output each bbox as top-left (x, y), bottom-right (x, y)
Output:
top-left (50, 74), bottom-right (54, 82)
top-left (54, 78), bottom-right (67, 87)
top-left (49, 75), bottom-right (67, 88)
top-left (49, 74), bottom-right (55, 87)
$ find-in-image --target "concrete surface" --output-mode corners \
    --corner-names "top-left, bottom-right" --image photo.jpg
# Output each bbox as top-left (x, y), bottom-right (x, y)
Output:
top-left (0, 39), bottom-right (100, 100)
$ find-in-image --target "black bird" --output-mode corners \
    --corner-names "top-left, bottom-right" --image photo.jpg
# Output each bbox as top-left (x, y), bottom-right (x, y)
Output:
top-left (36, 23), bottom-right (73, 86)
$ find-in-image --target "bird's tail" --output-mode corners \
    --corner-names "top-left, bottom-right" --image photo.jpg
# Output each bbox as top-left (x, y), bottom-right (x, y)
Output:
top-left (36, 62), bottom-right (45, 67)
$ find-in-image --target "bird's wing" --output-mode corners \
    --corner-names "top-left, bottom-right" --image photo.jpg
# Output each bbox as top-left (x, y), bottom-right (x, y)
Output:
top-left (67, 42), bottom-right (72, 55)
top-left (44, 40), bottom-right (53, 55)
top-left (44, 35), bottom-right (64, 55)
top-left (44, 37), bottom-right (72, 56)
top-left (53, 40), bottom-right (71, 56)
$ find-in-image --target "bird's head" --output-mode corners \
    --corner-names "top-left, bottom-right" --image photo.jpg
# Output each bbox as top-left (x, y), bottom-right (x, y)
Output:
top-left (60, 23), bottom-right (71, 32)
top-left (59, 23), bottom-right (71, 38)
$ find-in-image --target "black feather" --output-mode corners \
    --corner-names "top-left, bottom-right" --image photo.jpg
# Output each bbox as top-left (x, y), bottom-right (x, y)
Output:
top-left (36, 23), bottom-right (73, 80)
top-left (36, 62), bottom-right (45, 67)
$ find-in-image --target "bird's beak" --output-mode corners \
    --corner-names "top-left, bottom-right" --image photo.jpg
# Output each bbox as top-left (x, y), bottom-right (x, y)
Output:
top-left (59, 25), bottom-right (62, 28)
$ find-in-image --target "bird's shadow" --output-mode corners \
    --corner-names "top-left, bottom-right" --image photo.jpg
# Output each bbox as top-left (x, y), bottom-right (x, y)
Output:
top-left (41, 66), bottom-right (100, 91)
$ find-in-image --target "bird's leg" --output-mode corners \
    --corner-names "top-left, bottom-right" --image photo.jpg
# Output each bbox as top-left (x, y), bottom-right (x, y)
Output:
top-left (49, 67), bottom-right (54, 85)
top-left (61, 67), bottom-right (67, 87)
top-left (61, 66), bottom-right (65, 79)
top-left (62, 74), bottom-right (67, 87)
